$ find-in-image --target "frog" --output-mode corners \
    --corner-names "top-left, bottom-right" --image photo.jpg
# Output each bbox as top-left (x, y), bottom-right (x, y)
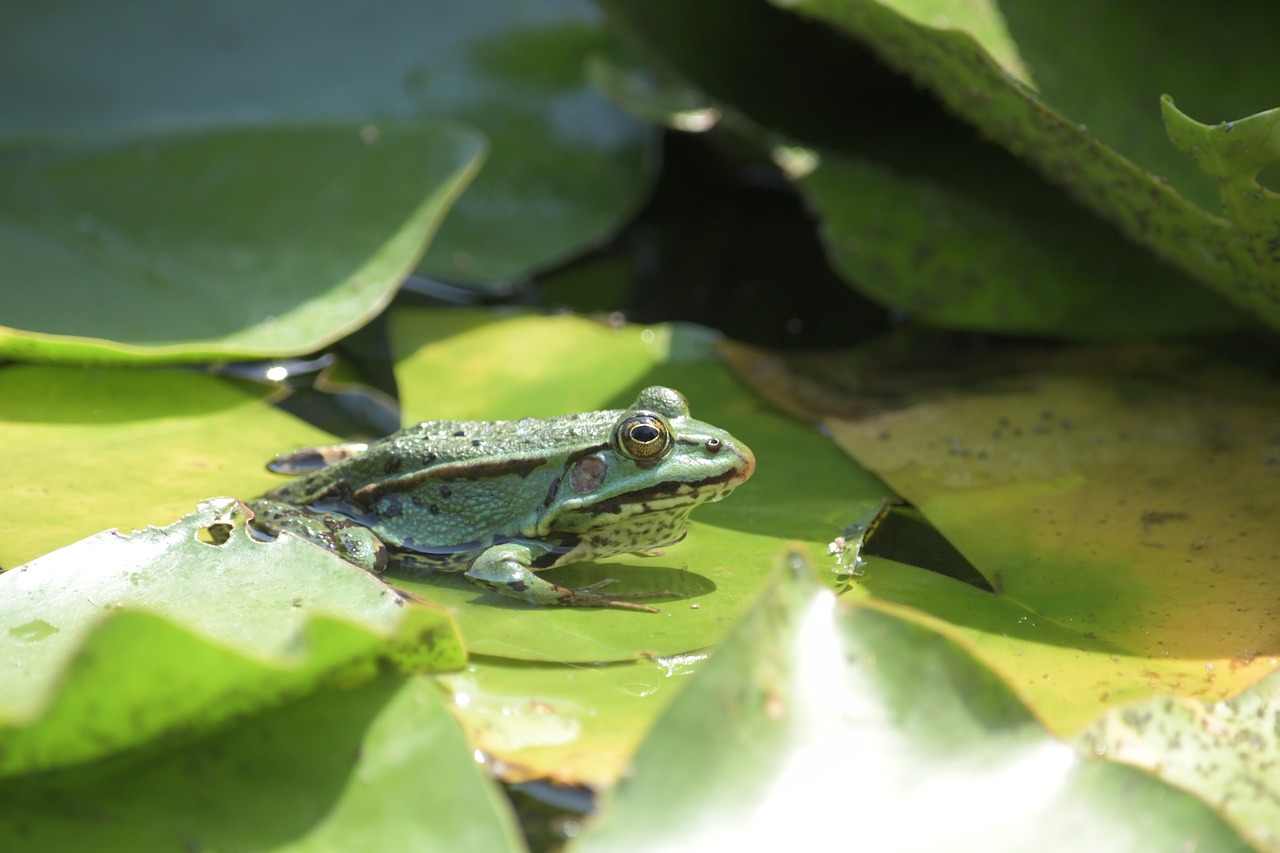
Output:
top-left (247, 386), bottom-right (755, 611)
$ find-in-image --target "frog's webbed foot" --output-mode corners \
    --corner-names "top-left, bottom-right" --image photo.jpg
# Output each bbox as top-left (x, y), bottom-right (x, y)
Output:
top-left (466, 544), bottom-right (676, 612)
top-left (247, 499), bottom-right (388, 574)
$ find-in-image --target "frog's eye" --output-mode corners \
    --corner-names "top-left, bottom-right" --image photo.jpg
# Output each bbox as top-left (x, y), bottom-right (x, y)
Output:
top-left (613, 413), bottom-right (673, 464)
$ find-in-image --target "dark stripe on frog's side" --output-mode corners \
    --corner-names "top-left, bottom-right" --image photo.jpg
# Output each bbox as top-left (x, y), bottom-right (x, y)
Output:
top-left (350, 454), bottom-right (549, 506)
top-left (581, 468), bottom-right (744, 515)
top-left (543, 475), bottom-right (563, 508)
top-left (429, 456), bottom-right (552, 482)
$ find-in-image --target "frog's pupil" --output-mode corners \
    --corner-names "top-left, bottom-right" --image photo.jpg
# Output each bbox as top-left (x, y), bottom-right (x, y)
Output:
top-left (632, 424), bottom-right (660, 444)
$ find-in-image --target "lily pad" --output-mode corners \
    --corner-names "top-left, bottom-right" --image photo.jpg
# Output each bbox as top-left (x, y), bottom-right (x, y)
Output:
top-left (1, 0), bottom-right (656, 289)
top-left (770, 0), bottom-right (1280, 330)
top-left (0, 676), bottom-right (523, 851)
top-left (383, 308), bottom-right (885, 661)
top-left (0, 365), bottom-right (336, 569)
top-left (0, 123), bottom-right (484, 362)
top-left (724, 338), bottom-right (1280, 734)
top-left (441, 653), bottom-right (703, 788)
top-left (0, 498), bottom-right (464, 776)
top-left (574, 550), bottom-right (1250, 851)
top-left (597, 0), bottom-right (1246, 338)
top-left (1078, 668), bottom-right (1280, 853)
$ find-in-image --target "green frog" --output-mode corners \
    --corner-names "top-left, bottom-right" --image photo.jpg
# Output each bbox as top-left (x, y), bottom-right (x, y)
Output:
top-left (248, 386), bottom-right (755, 611)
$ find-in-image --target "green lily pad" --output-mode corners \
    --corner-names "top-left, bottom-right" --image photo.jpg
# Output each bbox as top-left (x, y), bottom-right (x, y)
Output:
top-left (0, 676), bottom-right (523, 851)
top-left (1, 0), bottom-right (656, 288)
top-left (0, 123), bottom-right (484, 362)
top-left (1162, 98), bottom-right (1280, 280)
top-left (770, 0), bottom-right (1280, 330)
top-left (383, 308), bottom-right (884, 661)
top-left (575, 550), bottom-right (1250, 851)
top-left (597, 0), bottom-right (1245, 338)
top-left (0, 498), bottom-right (464, 776)
top-left (0, 366), bottom-right (336, 569)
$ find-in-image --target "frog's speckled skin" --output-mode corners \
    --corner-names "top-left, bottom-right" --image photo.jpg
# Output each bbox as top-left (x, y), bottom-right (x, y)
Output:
top-left (248, 386), bottom-right (755, 610)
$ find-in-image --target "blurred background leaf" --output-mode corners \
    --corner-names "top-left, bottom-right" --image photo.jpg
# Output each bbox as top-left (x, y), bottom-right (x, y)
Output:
top-left (0, 124), bottom-right (483, 362)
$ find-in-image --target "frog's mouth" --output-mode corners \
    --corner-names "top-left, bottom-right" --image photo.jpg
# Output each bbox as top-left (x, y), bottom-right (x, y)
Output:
top-left (580, 450), bottom-right (754, 516)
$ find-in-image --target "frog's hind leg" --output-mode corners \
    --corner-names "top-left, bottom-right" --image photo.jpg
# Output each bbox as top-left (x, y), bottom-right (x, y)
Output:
top-left (246, 499), bottom-right (388, 573)
top-left (465, 543), bottom-right (676, 612)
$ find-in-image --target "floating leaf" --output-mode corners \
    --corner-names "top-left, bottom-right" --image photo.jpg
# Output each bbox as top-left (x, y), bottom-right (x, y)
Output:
top-left (770, 0), bottom-right (1280, 330)
top-left (441, 654), bottom-right (701, 788)
top-left (0, 365), bottom-right (335, 568)
top-left (0, 0), bottom-right (656, 288)
top-left (0, 676), bottom-right (523, 851)
top-left (1162, 98), bottom-right (1280, 280)
top-left (598, 0), bottom-right (1246, 337)
top-left (0, 123), bottom-right (484, 362)
top-left (727, 339), bottom-right (1280, 734)
top-left (0, 498), bottom-right (463, 776)
top-left (1078, 668), bottom-right (1280, 853)
top-left (575, 550), bottom-right (1250, 851)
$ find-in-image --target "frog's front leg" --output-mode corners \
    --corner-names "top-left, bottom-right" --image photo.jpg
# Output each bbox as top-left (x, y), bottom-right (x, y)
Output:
top-left (247, 499), bottom-right (388, 573)
top-left (465, 543), bottom-right (676, 612)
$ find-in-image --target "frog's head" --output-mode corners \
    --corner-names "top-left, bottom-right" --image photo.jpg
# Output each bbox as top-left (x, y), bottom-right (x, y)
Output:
top-left (543, 387), bottom-right (755, 542)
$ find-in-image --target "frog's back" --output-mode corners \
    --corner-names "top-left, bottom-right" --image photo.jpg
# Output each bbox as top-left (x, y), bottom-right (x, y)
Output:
top-left (262, 411), bottom-right (618, 552)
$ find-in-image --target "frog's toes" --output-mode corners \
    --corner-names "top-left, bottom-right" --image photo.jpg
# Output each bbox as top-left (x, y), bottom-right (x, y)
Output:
top-left (247, 499), bottom-right (387, 573)
top-left (562, 579), bottom-right (679, 611)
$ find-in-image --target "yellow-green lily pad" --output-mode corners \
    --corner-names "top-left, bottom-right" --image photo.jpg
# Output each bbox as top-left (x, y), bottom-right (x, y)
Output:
top-left (726, 339), bottom-right (1280, 734)
top-left (0, 366), bottom-right (336, 569)
top-left (440, 653), bottom-right (702, 788)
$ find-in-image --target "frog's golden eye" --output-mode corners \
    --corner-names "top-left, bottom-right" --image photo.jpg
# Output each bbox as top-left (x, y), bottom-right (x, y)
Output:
top-left (614, 413), bottom-right (673, 464)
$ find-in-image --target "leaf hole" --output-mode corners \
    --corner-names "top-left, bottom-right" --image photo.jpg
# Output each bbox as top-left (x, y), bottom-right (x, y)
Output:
top-left (196, 522), bottom-right (233, 547)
